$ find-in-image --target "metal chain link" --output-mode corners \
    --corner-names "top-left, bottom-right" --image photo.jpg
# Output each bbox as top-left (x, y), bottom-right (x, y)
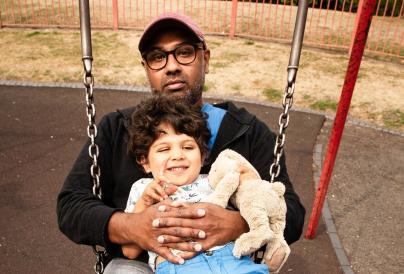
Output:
top-left (93, 245), bottom-right (106, 274)
top-left (83, 72), bottom-right (107, 273)
top-left (269, 82), bottom-right (295, 183)
top-left (84, 73), bottom-right (102, 199)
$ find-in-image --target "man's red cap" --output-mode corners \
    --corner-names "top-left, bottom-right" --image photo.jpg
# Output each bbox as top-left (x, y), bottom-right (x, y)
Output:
top-left (138, 13), bottom-right (206, 53)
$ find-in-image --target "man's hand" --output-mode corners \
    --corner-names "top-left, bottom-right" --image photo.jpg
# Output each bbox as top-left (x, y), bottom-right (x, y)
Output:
top-left (108, 200), bottom-right (205, 264)
top-left (154, 202), bottom-right (249, 259)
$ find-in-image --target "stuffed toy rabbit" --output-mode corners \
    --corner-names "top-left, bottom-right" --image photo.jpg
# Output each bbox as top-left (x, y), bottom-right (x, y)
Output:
top-left (207, 149), bottom-right (290, 273)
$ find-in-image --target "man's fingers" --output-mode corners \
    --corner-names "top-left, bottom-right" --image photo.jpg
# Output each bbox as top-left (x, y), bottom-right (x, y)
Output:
top-left (155, 246), bottom-right (184, 265)
top-left (158, 206), bottom-right (206, 218)
top-left (163, 242), bottom-right (203, 252)
top-left (155, 225), bottom-right (206, 239)
top-left (157, 230), bottom-right (205, 243)
top-left (154, 217), bottom-right (196, 228)
top-left (157, 235), bottom-right (183, 244)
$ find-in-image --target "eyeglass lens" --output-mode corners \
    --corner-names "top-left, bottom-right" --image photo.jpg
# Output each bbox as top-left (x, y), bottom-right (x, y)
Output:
top-left (145, 44), bottom-right (198, 70)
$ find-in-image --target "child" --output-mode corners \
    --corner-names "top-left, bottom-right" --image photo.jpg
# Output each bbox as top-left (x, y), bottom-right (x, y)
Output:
top-left (124, 95), bottom-right (269, 274)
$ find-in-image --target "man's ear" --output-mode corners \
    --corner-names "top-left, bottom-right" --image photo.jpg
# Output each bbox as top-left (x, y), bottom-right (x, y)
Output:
top-left (138, 156), bottom-right (151, 173)
top-left (203, 49), bottom-right (211, 74)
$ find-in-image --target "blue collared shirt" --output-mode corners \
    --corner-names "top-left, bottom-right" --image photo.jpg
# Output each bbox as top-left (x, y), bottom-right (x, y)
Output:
top-left (201, 103), bottom-right (227, 150)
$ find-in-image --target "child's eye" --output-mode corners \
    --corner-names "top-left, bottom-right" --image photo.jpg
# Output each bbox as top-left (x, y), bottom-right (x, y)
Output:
top-left (157, 148), bottom-right (169, 152)
top-left (183, 146), bottom-right (195, 150)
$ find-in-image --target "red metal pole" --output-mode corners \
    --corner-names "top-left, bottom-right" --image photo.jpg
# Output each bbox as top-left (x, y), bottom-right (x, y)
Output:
top-left (305, 0), bottom-right (377, 239)
top-left (229, 0), bottom-right (238, 38)
top-left (112, 0), bottom-right (118, 30)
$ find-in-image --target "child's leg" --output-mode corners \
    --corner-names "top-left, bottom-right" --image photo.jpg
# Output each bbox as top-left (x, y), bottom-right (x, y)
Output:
top-left (219, 243), bottom-right (269, 274)
top-left (155, 243), bottom-right (269, 274)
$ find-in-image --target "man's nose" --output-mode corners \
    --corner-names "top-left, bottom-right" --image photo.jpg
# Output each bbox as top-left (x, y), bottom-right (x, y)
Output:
top-left (165, 53), bottom-right (181, 73)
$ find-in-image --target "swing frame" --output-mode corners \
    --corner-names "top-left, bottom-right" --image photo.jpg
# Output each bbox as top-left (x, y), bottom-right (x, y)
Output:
top-left (78, 1), bottom-right (309, 272)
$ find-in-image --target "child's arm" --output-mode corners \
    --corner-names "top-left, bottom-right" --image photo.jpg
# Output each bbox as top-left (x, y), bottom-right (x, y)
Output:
top-left (134, 179), bottom-right (168, 212)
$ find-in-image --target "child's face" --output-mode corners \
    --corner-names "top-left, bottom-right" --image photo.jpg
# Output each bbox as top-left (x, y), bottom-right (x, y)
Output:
top-left (141, 123), bottom-right (203, 186)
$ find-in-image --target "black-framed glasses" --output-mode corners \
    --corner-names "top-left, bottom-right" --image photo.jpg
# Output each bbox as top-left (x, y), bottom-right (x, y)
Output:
top-left (142, 44), bottom-right (204, 70)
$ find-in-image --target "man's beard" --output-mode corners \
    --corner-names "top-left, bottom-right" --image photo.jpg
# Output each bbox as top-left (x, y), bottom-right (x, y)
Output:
top-left (152, 75), bottom-right (204, 105)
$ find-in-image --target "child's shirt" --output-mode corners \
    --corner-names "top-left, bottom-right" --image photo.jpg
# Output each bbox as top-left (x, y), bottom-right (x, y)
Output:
top-left (125, 174), bottom-right (225, 270)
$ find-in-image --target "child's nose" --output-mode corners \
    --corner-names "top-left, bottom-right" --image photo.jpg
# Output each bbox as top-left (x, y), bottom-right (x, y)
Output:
top-left (171, 147), bottom-right (184, 159)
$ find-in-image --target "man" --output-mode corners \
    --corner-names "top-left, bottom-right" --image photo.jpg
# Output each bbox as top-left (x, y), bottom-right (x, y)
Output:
top-left (57, 13), bottom-right (305, 273)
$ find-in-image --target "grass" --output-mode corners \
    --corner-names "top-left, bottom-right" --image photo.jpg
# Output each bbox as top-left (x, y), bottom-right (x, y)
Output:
top-left (231, 84), bottom-right (241, 91)
top-left (262, 88), bottom-right (283, 101)
top-left (310, 99), bottom-right (338, 111)
top-left (382, 110), bottom-right (404, 129)
top-left (0, 28), bottom-right (403, 132)
top-left (211, 62), bottom-right (229, 69)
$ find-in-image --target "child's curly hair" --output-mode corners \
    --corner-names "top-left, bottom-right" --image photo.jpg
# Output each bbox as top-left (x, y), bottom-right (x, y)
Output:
top-left (127, 95), bottom-right (211, 165)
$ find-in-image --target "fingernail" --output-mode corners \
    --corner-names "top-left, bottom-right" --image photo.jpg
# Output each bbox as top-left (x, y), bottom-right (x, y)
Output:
top-left (158, 205), bottom-right (166, 212)
top-left (152, 219), bottom-right (159, 227)
top-left (197, 209), bottom-right (205, 217)
top-left (178, 258), bottom-right (185, 264)
top-left (194, 243), bottom-right (202, 251)
top-left (157, 235), bottom-right (164, 243)
top-left (198, 230), bottom-right (206, 239)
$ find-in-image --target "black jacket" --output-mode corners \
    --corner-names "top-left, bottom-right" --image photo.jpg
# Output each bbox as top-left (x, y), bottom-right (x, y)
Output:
top-left (57, 101), bottom-right (305, 260)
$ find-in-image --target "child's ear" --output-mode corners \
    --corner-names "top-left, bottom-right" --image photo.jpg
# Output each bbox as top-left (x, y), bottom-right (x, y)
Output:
top-left (138, 156), bottom-right (151, 173)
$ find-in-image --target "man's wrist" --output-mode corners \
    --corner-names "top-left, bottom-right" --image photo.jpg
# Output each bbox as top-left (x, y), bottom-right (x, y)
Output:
top-left (107, 211), bottom-right (133, 245)
top-left (230, 210), bottom-right (249, 240)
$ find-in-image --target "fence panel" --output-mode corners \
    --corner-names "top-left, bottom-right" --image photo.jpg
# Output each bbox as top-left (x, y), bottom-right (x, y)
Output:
top-left (0, 0), bottom-right (403, 58)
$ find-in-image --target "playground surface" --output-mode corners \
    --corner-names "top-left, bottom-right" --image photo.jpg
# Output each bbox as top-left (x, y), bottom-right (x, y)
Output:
top-left (0, 83), bottom-right (403, 273)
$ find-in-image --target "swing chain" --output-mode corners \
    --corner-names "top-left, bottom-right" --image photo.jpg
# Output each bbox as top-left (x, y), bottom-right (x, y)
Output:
top-left (83, 71), bottom-right (107, 273)
top-left (84, 72), bottom-right (102, 199)
top-left (270, 82), bottom-right (295, 183)
top-left (93, 245), bottom-right (106, 274)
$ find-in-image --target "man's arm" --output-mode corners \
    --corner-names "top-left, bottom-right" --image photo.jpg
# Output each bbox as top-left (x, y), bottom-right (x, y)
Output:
top-left (57, 130), bottom-right (117, 246)
top-left (57, 112), bottom-right (129, 247)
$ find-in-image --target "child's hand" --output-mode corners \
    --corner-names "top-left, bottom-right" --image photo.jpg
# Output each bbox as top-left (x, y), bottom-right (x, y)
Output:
top-left (140, 177), bottom-right (178, 206)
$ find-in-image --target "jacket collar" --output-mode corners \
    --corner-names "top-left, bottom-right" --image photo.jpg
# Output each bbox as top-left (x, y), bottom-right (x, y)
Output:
top-left (204, 101), bottom-right (255, 165)
top-left (213, 101), bottom-right (255, 125)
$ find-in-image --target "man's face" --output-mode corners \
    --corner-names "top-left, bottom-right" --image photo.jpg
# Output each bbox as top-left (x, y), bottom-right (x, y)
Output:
top-left (142, 31), bottom-right (210, 105)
